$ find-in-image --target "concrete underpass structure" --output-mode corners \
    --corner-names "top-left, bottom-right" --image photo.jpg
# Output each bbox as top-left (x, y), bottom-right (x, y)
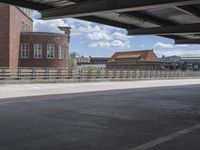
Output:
top-left (0, 1), bottom-right (200, 150)
top-left (0, 0), bottom-right (200, 45)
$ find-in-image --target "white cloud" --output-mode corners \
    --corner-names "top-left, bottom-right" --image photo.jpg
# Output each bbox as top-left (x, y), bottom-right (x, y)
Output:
top-left (155, 49), bottom-right (200, 57)
top-left (153, 42), bottom-right (200, 57)
top-left (112, 32), bottom-right (130, 41)
top-left (140, 44), bottom-right (145, 48)
top-left (154, 42), bottom-right (174, 49)
top-left (111, 40), bottom-right (130, 48)
top-left (33, 11), bottom-right (132, 50)
top-left (89, 40), bottom-right (131, 49)
top-left (175, 44), bottom-right (189, 48)
top-left (89, 42), bottom-right (111, 48)
top-left (32, 11), bottom-right (41, 19)
top-left (87, 32), bottom-right (112, 41)
top-left (33, 19), bottom-right (68, 34)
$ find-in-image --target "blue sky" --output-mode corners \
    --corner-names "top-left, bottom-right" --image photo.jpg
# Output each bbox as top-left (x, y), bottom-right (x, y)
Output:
top-left (33, 11), bottom-right (200, 58)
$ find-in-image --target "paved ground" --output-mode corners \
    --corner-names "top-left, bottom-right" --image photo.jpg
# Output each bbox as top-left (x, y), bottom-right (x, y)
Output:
top-left (1, 79), bottom-right (200, 99)
top-left (0, 84), bottom-right (200, 150)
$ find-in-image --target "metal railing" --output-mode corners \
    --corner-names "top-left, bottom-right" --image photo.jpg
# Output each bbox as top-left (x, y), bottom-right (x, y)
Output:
top-left (0, 67), bottom-right (200, 81)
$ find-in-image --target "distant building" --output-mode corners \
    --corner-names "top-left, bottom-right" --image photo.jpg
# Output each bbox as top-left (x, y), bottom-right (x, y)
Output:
top-left (77, 57), bottom-right (109, 70)
top-left (160, 55), bottom-right (181, 70)
top-left (181, 57), bottom-right (200, 71)
top-left (0, 3), bottom-right (70, 68)
top-left (160, 56), bottom-right (200, 71)
top-left (160, 55), bottom-right (181, 62)
top-left (107, 50), bottom-right (165, 70)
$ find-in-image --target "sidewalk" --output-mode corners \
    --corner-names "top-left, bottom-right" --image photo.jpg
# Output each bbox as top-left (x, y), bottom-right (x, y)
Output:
top-left (1, 79), bottom-right (200, 99)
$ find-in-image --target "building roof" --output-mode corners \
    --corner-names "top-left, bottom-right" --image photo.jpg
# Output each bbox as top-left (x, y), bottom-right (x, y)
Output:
top-left (21, 32), bottom-right (66, 37)
top-left (116, 54), bottom-right (141, 59)
top-left (109, 50), bottom-right (160, 62)
top-left (181, 57), bottom-right (200, 60)
top-left (0, 0), bottom-right (200, 44)
top-left (160, 55), bottom-right (181, 62)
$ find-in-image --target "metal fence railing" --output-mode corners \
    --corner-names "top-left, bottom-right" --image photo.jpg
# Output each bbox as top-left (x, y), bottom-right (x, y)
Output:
top-left (0, 67), bottom-right (200, 81)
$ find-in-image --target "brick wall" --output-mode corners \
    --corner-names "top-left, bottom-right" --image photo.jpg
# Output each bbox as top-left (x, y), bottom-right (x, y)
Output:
top-left (0, 3), bottom-right (10, 67)
top-left (106, 62), bottom-right (162, 70)
top-left (9, 5), bottom-right (33, 67)
top-left (0, 3), bottom-right (69, 68)
top-left (20, 32), bottom-right (68, 68)
top-left (0, 3), bottom-right (33, 67)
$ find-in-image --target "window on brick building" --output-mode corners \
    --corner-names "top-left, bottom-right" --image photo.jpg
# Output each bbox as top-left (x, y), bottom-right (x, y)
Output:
top-left (34, 44), bottom-right (42, 59)
top-left (21, 43), bottom-right (29, 58)
top-left (28, 26), bottom-right (31, 32)
top-left (21, 22), bottom-right (25, 32)
top-left (47, 44), bottom-right (55, 59)
top-left (58, 46), bottom-right (65, 59)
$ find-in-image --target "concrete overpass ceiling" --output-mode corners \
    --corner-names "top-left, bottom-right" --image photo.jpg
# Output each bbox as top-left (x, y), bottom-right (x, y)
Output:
top-left (0, 0), bottom-right (200, 44)
top-left (143, 7), bottom-right (200, 24)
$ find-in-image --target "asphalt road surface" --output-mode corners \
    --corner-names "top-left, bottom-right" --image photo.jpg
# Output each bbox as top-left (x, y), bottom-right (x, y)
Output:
top-left (0, 85), bottom-right (200, 150)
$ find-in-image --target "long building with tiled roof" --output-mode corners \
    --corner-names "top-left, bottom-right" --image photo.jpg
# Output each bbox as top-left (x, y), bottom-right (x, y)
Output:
top-left (107, 50), bottom-right (171, 70)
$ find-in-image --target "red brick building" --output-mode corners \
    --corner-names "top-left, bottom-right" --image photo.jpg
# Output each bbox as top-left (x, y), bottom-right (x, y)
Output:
top-left (0, 3), bottom-right (69, 68)
top-left (107, 50), bottom-right (163, 70)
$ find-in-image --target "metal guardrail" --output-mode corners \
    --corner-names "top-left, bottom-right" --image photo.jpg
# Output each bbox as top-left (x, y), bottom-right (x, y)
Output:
top-left (0, 68), bottom-right (200, 80)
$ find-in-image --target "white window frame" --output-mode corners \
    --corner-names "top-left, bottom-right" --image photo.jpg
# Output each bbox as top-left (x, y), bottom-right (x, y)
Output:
top-left (34, 44), bottom-right (42, 59)
top-left (47, 44), bottom-right (55, 59)
top-left (58, 46), bottom-right (65, 59)
top-left (28, 26), bottom-right (31, 32)
top-left (25, 24), bottom-right (28, 31)
top-left (21, 22), bottom-right (24, 32)
top-left (21, 43), bottom-right (29, 59)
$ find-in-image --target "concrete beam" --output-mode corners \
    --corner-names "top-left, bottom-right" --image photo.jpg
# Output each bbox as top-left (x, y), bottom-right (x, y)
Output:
top-left (175, 5), bottom-right (200, 18)
top-left (175, 39), bottom-right (200, 44)
top-left (41, 0), bottom-right (200, 19)
top-left (128, 23), bottom-right (200, 35)
top-left (120, 12), bottom-right (176, 26)
top-left (77, 16), bottom-right (139, 29)
top-left (0, 0), bottom-right (52, 11)
top-left (78, 16), bottom-right (184, 40)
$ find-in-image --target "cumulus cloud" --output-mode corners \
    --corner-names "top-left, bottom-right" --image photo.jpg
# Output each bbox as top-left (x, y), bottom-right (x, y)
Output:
top-left (155, 49), bottom-right (200, 57)
top-left (33, 11), bottom-right (132, 50)
top-left (82, 25), bottom-right (132, 49)
top-left (89, 42), bottom-right (111, 48)
top-left (87, 32), bottom-right (112, 41)
top-left (152, 41), bottom-right (200, 57)
top-left (89, 40), bottom-right (131, 49)
top-left (112, 32), bottom-right (130, 41)
top-left (154, 42), bottom-right (174, 49)
top-left (111, 40), bottom-right (131, 48)
top-left (32, 10), bottom-right (41, 19)
top-left (34, 19), bottom-right (68, 33)
top-left (175, 44), bottom-right (189, 47)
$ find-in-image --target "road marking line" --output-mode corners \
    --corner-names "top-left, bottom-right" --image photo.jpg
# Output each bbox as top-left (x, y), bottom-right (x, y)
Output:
top-left (23, 84), bottom-right (42, 89)
top-left (0, 99), bottom-right (35, 105)
top-left (129, 123), bottom-right (200, 150)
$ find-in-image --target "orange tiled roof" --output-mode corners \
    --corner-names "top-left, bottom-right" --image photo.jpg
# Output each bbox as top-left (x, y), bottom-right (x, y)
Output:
top-left (109, 50), bottom-right (160, 62)
top-left (116, 54), bottom-right (141, 59)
